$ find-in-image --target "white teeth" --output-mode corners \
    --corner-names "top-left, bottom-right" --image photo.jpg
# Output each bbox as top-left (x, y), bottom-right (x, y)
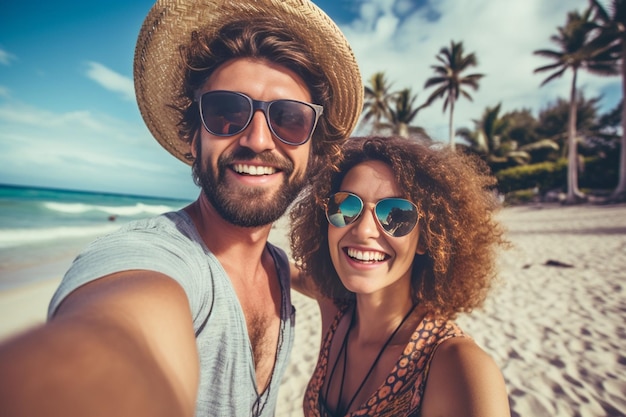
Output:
top-left (347, 248), bottom-right (386, 262)
top-left (233, 164), bottom-right (276, 175)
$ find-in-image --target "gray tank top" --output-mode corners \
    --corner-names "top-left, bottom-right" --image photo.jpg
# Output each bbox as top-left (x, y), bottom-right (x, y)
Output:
top-left (48, 210), bottom-right (295, 416)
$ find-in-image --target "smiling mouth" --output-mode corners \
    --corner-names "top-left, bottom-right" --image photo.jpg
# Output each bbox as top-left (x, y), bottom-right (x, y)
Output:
top-left (346, 247), bottom-right (389, 263)
top-left (232, 163), bottom-right (278, 176)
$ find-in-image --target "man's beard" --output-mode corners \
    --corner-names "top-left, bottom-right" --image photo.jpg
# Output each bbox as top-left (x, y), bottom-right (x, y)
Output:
top-left (194, 147), bottom-right (308, 227)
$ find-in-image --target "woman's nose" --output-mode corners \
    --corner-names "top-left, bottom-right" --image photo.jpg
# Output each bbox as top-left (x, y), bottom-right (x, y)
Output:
top-left (351, 206), bottom-right (380, 239)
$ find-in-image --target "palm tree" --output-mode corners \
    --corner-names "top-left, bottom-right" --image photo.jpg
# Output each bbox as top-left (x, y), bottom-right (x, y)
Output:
top-left (588, 0), bottom-right (626, 200)
top-left (387, 88), bottom-right (427, 139)
top-left (504, 109), bottom-right (541, 147)
top-left (422, 41), bottom-right (484, 150)
top-left (595, 99), bottom-right (623, 152)
top-left (534, 7), bottom-right (619, 203)
top-left (457, 103), bottom-right (558, 172)
top-left (537, 94), bottom-right (605, 159)
top-left (457, 103), bottom-right (509, 159)
top-left (361, 72), bottom-right (394, 134)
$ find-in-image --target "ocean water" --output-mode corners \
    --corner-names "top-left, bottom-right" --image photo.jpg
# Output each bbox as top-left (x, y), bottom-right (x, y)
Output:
top-left (0, 184), bottom-right (193, 290)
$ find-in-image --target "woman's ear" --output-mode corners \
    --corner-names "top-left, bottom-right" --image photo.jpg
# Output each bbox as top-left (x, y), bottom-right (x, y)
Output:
top-left (415, 236), bottom-right (427, 255)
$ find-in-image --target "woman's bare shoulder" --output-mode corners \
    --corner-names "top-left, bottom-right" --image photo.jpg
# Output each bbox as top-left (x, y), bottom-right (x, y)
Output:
top-left (421, 337), bottom-right (511, 417)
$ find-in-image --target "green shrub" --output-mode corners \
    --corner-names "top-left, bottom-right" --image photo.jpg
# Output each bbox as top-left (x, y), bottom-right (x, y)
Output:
top-left (495, 154), bottom-right (618, 194)
top-left (504, 189), bottom-right (537, 205)
top-left (495, 160), bottom-right (566, 194)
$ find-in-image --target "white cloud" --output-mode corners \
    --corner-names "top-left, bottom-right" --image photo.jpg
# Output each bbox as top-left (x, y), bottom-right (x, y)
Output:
top-left (338, 0), bottom-right (619, 141)
top-left (85, 61), bottom-right (135, 101)
top-left (0, 47), bottom-right (17, 66)
top-left (0, 101), bottom-right (197, 199)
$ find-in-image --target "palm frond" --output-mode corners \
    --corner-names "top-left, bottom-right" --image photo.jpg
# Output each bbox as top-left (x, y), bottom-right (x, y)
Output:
top-left (534, 62), bottom-right (566, 73)
top-left (538, 68), bottom-right (568, 86)
top-left (423, 76), bottom-right (448, 88)
top-left (533, 49), bottom-right (564, 59)
top-left (519, 139), bottom-right (560, 152)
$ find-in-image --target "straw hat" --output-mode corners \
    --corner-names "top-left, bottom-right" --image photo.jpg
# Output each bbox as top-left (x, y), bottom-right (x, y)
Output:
top-left (134, 0), bottom-right (363, 165)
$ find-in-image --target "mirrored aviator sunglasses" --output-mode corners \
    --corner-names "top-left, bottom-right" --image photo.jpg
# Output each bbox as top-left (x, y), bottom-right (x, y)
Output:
top-left (325, 192), bottom-right (419, 237)
top-left (197, 90), bottom-right (324, 146)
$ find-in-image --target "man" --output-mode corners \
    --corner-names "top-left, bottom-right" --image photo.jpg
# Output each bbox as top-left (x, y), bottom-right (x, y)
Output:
top-left (0, 1), bottom-right (362, 416)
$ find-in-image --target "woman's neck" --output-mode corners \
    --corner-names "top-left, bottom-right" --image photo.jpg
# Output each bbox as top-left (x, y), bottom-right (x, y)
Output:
top-left (352, 295), bottom-right (417, 346)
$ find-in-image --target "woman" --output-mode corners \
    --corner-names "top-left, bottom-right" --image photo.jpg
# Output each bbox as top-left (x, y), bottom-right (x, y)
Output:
top-left (290, 136), bottom-right (511, 416)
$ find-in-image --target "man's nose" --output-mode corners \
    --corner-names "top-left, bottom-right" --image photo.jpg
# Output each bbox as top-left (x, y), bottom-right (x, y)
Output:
top-left (238, 110), bottom-right (276, 152)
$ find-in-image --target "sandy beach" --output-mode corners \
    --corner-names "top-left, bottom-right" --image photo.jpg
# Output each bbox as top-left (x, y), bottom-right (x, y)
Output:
top-left (1, 204), bottom-right (625, 416)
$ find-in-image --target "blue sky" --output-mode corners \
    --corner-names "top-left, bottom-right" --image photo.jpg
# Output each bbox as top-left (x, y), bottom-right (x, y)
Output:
top-left (0, 0), bottom-right (620, 200)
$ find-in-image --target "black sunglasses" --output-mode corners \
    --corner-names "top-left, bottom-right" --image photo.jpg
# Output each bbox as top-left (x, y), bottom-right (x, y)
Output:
top-left (197, 90), bottom-right (323, 146)
top-left (325, 192), bottom-right (419, 238)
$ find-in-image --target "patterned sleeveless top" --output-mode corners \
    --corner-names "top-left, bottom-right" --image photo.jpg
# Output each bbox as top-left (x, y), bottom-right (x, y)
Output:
top-left (303, 304), bottom-right (467, 417)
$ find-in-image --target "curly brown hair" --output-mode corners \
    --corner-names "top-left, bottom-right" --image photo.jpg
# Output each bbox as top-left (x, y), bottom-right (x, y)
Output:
top-left (173, 18), bottom-right (344, 174)
top-left (290, 136), bottom-right (508, 319)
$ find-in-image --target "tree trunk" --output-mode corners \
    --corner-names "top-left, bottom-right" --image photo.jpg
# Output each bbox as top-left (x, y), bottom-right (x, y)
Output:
top-left (397, 122), bottom-right (409, 139)
top-left (611, 38), bottom-right (626, 201)
top-left (565, 69), bottom-right (584, 204)
top-left (449, 97), bottom-right (456, 151)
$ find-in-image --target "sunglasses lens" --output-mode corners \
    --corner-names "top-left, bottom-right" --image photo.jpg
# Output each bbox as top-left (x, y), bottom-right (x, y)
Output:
top-left (375, 198), bottom-right (418, 237)
top-left (326, 192), bottom-right (363, 228)
top-left (200, 92), bottom-right (251, 136)
top-left (268, 100), bottom-right (316, 145)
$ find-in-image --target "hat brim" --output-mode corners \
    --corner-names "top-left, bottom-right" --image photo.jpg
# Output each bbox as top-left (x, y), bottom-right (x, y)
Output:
top-left (134, 0), bottom-right (363, 165)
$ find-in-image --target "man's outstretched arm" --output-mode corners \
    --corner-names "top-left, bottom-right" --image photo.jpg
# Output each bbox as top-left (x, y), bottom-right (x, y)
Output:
top-left (0, 271), bottom-right (199, 417)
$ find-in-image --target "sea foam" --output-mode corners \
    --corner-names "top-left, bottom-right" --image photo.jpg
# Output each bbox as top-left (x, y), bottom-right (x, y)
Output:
top-left (0, 225), bottom-right (120, 248)
top-left (43, 202), bottom-right (175, 216)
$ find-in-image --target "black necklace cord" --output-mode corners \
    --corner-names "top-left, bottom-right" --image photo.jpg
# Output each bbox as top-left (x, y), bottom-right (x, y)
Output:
top-left (324, 307), bottom-right (356, 414)
top-left (336, 303), bottom-right (419, 416)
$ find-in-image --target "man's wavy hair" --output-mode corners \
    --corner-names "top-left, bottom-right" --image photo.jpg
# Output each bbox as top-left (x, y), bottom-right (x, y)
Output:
top-left (290, 135), bottom-right (508, 320)
top-left (175, 18), bottom-right (343, 177)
